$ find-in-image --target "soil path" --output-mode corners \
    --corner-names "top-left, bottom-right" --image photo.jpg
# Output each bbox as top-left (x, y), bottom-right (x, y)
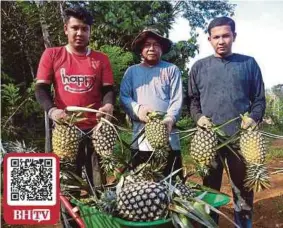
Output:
top-left (189, 159), bottom-right (283, 228)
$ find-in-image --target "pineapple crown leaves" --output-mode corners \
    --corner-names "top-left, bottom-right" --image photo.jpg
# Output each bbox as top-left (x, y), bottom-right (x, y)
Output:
top-left (146, 111), bottom-right (166, 120)
top-left (1, 140), bottom-right (37, 153)
top-left (54, 110), bottom-right (87, 126)
top-left (192, 197), bottom-right (241, 228)
top-left (169, 199), bottom-right (218, 228)
top-left (60, 170), bottom-right (90, 194)
top-left (174, 196), bottom-right (237, 228)
top-left (244, 163), bottom-right (271, 192)
top-left (171, 212), bottom-right (194, 228)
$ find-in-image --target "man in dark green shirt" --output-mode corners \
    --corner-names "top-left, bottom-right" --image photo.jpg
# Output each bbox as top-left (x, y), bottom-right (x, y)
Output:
top-left (188, 17), bottom-right (266, 227)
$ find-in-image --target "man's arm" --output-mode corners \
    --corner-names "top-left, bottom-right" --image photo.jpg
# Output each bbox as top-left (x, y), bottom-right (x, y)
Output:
top-left (249, 58), bottom-right (266, 123)
top-left (97, 54), bottom-right (115, 120)
top-left (165, 67), bottom-right (183, 123)
top-left (119, 68), bottom-right (140, 121)
top-left (35, 82), bottom-right (54, 112)
top-left (187, 64), bottom-right (203, 122)
top-left (35, 48), bottom-right (67, 121)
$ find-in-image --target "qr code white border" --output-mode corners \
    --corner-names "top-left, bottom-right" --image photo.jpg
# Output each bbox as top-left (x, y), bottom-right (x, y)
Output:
top-left (7, 156), bottom-right (57, 206)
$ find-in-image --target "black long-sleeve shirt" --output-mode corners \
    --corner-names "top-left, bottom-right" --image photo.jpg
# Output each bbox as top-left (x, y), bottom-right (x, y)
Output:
top-left (188, 54), bottom-right (266, 136)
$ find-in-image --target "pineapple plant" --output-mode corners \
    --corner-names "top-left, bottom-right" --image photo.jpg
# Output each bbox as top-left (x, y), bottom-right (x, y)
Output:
top-left (190, 126), bottom-right (218, 175)
top-left (52, 118), bottom-right (80, 162)
top-left (240, 128), bottom-right (270, 192)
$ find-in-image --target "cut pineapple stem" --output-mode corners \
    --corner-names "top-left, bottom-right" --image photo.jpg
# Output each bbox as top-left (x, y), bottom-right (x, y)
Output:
top-left (179, 132), bottom-right (195, 140)
top-left (217, 136), bottom-right (241, 160)
top-left (213, 116), bottom-right (240, 131)
top-left (130, 126), bottom-right (146, 147)
top-left (260, 131), bottom-right (283, 139)
top-left (218, 153), bottom-right (233, 186)
top-left (65, 106), bottom-right (118, 121)
top-left (174, 128), bottom-right (198, 134)
top-left (161, 168), bottom-right (183, 183)
top-left (215, 134), bottom-right (240, 151)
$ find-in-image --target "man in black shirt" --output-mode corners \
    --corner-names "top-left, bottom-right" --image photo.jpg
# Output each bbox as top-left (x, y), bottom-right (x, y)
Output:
top-left (188, 17), bottom-right (266, 227)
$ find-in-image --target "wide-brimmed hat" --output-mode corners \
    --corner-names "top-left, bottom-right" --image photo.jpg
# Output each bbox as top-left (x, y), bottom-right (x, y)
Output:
top-left (131, 28), bottom-right (172, 54)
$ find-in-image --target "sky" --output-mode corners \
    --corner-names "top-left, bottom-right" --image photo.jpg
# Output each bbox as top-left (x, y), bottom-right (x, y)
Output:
top-left (169, 1), bottom-right (283, 89)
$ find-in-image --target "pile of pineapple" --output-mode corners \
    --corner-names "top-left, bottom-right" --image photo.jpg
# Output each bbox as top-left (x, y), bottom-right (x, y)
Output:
top-left (59, 111), bottom-right (220, 226)
top-left (54, 107), bottom-right (273, 226)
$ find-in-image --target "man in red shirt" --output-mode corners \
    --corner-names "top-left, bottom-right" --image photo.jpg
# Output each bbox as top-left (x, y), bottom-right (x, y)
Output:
top-left (35, 6), bottom-right (115, 186)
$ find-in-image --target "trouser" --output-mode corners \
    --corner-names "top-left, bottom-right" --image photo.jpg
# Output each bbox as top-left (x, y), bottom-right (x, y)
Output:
top-left (131, 149), bottom-right (183, 180)
top-left (203, 146), bottom-right (253, 228)
top-left (75, 129), bottom-right (106, 187)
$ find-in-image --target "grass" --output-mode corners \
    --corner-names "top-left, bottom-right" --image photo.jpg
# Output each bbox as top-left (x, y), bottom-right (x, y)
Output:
top-left (267, 146), bottom-right (283, 160)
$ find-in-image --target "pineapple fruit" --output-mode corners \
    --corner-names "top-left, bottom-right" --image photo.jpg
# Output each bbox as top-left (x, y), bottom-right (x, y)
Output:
top-left (240, 129), bottom-right (270, 192)
top-left (144, 112), bottom-right (171, 162)
top-left (117, 181), bottom-right (169, 221)
top-left (145, 112), bottom-right (170, 149)
top-left (52, 122), bottom-right (80, 162)
top-left (92, 120), bottom-right (117, 157)
top-left (190, 127), bottom-right (218, 175)
top-left (175, 182), bottom-right (196, 199)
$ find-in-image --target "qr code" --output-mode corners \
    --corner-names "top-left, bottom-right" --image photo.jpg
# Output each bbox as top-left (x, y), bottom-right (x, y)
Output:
top-left (7, 157), bottom-right (57, 206)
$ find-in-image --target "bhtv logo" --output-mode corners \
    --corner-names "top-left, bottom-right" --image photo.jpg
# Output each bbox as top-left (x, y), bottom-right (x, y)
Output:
top-left (13, 209), bottom-right (50, 222)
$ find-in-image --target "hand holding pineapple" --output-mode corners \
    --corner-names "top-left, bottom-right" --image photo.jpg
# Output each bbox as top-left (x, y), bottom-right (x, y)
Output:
top-left (241, 116), bottom-right (257, 130)
top-left (197, 116), bottom-right (212, 129)
top-left (136, 105), bottom-right (153, 123)
top-left (97, 103), bottom-right (114, 121)
top-left (48, 107), bottom-right (68, 121)
top-left (162, 116), bottom-right (175, 133)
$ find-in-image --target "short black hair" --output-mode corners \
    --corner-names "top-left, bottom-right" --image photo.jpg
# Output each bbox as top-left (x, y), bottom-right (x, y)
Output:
top-left (64, 6), bottom-right (93, 26)
top-left (208, 16), bottom-right (235, 35)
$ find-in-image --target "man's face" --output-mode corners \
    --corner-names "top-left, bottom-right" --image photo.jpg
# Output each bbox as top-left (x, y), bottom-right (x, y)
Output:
top-left (64, 17), bottom-right (90, 50)
top-left (208, 25), bottom-right (236, 57)
top-left (141, 37), bottom-right (162, 65)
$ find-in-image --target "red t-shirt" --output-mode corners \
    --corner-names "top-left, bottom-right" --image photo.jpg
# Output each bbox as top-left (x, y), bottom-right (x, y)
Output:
top-left (36, 46), bottom-right (114, 129)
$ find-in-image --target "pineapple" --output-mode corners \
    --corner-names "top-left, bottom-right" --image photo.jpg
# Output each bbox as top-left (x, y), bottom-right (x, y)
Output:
top-left (52, 123), bottom-right (80, 162)
top-left (190, 127), bottom-right (218, 175)
top-left (145, 112), bottom-right (170, 150)
top-left (240, 129), bottom-right (270, 192)
top-left (144, 112), bottom-right (171, 162)
top-left (175, 183), bottom-right (196, 199)
top-left (92, 120), bottom-right (117, 157)
top-left (117, 181), bottom-right (169, 221)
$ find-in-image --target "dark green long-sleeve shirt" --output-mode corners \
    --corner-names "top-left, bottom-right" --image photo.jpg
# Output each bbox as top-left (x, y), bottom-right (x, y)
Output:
top-left (188, 53), bottom-right (266, 136)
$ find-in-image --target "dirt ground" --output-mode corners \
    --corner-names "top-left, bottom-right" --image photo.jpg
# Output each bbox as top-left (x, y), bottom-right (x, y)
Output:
top-left (189, 159), bottom-right (283, 228)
